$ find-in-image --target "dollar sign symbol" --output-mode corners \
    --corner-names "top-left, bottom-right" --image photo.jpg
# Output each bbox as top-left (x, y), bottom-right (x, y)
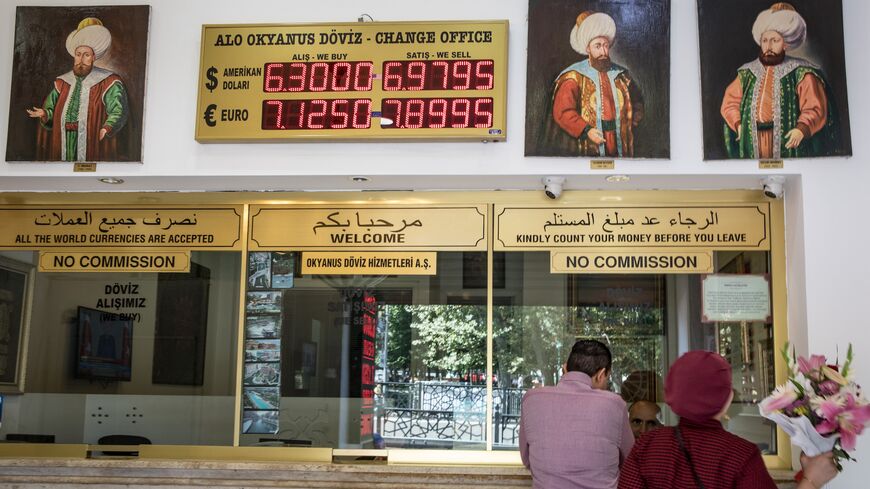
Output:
top-left (205, 66), bottom-right (218, 92)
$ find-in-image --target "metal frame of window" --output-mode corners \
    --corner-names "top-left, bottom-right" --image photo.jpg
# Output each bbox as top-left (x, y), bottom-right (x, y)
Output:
top-left (0, 190), bottom-right (789, 469)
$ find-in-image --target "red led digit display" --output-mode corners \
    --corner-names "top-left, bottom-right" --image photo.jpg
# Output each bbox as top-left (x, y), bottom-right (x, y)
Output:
top-left (380, 98), bottom-right (494, 129)
top-left (262, 99), bottom-right (372, 130)
top-left (382, 60), bottom-right (494, 91)
top-left (263, 61), bottom-right (374, 92)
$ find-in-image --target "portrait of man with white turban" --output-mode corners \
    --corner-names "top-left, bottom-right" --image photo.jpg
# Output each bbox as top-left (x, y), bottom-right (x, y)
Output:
top-left (546, 10), bottom-right (645, 157)
top-left (525, 0), bottom-right (670, 159)
top-left (25, 17), bottom-right (129, 162)
top-left (699, 1), bottom-right (850, 159)
top-left (7, 6), bottom-right (150, 163)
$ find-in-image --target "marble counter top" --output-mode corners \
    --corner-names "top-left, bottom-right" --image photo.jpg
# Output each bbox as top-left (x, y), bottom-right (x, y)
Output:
top-left (0, 457), bottom-right (797, 489)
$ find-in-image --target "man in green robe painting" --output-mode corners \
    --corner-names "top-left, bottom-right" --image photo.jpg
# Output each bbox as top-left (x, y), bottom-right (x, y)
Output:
top-left (26, 17), bottom-right (129, 162)
top-left (720, 2), bottom-right (838, 159)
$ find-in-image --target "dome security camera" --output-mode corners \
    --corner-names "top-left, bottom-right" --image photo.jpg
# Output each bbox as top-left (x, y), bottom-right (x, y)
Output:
top-left (543, 177), bottom-right (566, 200)
top-left (761, 176), bottom-right (785, 199)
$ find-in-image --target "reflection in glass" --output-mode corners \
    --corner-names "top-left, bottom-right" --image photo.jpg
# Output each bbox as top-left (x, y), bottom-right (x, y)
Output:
top-left (239, 251), bottom-right (487, 450)
top-left (491, 253), bottom-right (666, 448)
top-left (0, 251), bottom-right (240, 445)
top-left (491, 251), bottom-right (776, 455)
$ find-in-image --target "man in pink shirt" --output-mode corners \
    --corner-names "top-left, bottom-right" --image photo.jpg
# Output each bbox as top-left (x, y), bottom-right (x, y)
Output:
top-left (520, 340), bottom-right (634, 489)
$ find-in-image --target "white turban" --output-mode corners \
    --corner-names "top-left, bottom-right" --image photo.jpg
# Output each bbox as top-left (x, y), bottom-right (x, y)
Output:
top-left (752, 3), bottom-right (806, 49)
top-left (570, 12), bottom-right (616, 55)
top-left (66, 17), bottom-right (112, 59)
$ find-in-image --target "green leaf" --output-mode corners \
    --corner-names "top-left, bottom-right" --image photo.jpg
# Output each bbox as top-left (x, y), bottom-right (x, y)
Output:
top-left (780, 342), bottom-right (790, 366)
top-left (788, 378), bottom-right (806, 396)
top-left (842, 343), bottom-right (854, 378)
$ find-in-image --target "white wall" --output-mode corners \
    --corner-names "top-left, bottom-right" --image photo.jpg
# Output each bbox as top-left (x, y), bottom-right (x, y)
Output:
top-left (5, 0), bottom-right (862, 191)
top-left (1, 0), bottom-right (869, 485)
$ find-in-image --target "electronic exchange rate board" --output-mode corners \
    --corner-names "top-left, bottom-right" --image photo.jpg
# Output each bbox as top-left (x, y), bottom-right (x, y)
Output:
top-left (196, 20), bottom-right (508, 142)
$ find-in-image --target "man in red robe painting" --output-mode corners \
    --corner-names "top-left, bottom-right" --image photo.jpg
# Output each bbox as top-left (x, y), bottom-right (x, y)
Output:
top-left (26, 17), bottom-right (129, 162)
top-left (550, 11), bottom-right (644, 158)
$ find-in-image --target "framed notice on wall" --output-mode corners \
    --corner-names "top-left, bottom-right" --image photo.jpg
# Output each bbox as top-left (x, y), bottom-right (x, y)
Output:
top-left (701, 274), bottom-right (771, 323)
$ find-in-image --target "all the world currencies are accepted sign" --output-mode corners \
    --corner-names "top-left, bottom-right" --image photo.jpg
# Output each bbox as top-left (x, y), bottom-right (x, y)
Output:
top-left (494, 204), bottom-right (770, 251)
top-left (0, 207), bottom-right (243, 249)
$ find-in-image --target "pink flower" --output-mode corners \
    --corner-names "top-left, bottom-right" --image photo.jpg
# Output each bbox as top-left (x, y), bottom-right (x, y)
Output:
top-left (819, 380), bottom-right (841, 396)
top-left (761, 384), bottom-right (799, 414)
top-left (798, 355), bottom-right (827, 379)
top-left (816, 393), bottom-right (870, 451)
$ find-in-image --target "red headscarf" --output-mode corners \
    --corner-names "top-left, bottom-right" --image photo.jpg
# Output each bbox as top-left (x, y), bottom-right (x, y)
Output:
top-left (665, 351), bottom-right (733, 422)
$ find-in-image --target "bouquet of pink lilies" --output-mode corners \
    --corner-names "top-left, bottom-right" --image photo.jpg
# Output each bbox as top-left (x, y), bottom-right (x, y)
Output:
top-left (760, 344), bottom-right (870, 470)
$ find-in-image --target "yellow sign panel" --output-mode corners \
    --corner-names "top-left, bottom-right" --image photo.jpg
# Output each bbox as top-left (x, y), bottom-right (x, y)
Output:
top-left (495, 205), bottom-right (770, 251)
top-left (551, 251), bottom-right (713, 274)
top-left (196, 21), bottom-right (508, 141)
top-left (759, 160), bottom-right (784, 169)
top-left (39, 251), bottom-right (191, 273)
top-left (0, 207), bottom-right (243, 250)
top-left (301, 252), bottom-right (436, 275)
top-left (250, 206), bottom-right (486, 250)
top-left (73, 163), bottom-right (97, 172)
top-left (590, 160), bottom-right (615, 170)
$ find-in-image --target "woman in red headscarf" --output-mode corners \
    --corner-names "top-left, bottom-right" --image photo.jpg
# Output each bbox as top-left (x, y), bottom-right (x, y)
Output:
top-left (618, 351), bottom-right (838, 489)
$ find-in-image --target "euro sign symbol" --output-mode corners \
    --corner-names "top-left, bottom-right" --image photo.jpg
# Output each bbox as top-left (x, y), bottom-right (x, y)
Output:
top-left (205, 66), bottom-right (218, 92)
top-left (203, 104), bottom-right (217, 127)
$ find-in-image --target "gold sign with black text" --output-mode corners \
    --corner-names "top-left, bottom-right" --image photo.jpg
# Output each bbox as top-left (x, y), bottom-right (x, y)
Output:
top-left (0, 207), bottom-right (243, 250)
top-left (495, 205), bottom-right (770, 251)
top-left (250, 206), bottom-right (486, 250)
top-left (301, 252), bottom-right (436, 275)
top-left (550, 251), bottom-right (713, 274)
top-left (39, 251), bottom-right (191, 273)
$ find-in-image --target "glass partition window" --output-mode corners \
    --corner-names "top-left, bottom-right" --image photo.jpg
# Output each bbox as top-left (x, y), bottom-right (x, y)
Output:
top-left (492, 252), bottom-right (666, 448)
top-left (0, 210), bottom-right (778, 458)
top-left (240, 251), bottom-right (486, 449)
top-left (240, 248), bottom-right (776, 453)
top-left (492, 250), bottom-right (775, 454)
top-left (689, 251), bottom-right (777, 454)
top-left (0, 251), bottom-right (240, 446)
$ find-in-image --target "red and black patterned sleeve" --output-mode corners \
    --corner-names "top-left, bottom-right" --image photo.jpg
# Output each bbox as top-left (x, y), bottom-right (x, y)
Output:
top-left (617, 434), bottom-right (648, 489)
top-left (733, 448), bottom-right (779, 489)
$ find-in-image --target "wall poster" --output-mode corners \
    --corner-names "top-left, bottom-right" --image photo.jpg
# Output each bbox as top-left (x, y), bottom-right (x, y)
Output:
top-left (698, 0), bottom-right (852, 160)
top-left (524, 0), bottom-right (671, 158)
top-left (6, 5), bottom-right (150, 162)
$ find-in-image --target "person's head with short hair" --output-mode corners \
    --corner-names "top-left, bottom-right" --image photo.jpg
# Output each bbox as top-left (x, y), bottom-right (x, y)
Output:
top-left (628, 400), bottom-right (662, 439)
top-left (565, 339), bottom-right (612, 390)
